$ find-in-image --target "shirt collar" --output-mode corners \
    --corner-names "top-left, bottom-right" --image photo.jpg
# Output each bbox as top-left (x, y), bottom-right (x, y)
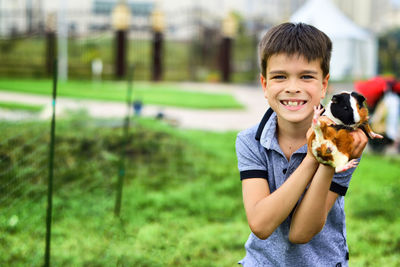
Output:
top-left (260, 112), bottom-right (277, 150)
top-left (256, 110), bottom-right (308, 155)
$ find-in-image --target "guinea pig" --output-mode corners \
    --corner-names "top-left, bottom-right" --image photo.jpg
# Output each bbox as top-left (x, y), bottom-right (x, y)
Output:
top-left (308, 91), bottom-right (383, 172)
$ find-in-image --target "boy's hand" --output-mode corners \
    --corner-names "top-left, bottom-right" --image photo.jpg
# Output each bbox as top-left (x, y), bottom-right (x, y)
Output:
top-left (350, 128), bottom-right (368, 159)
top-left (305, 127), bottom-right (319, 165)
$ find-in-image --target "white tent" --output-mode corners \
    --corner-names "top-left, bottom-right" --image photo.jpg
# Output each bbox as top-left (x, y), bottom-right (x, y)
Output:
top-left (290, 0), bottom-right (377, 81)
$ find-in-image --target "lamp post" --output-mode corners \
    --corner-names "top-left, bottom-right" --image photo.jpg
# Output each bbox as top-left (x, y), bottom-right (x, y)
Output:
top-left (112, 0), bottom-right (131, 79)
top-left (151, 8), bottom-right (165, 81)
top-left (219, 12), bottom-right (238, 83)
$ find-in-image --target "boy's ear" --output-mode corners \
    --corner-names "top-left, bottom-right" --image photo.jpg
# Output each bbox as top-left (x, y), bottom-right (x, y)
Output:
top-left (260, 74), bottom-right (268, 98)
top-left (321, 74), bottom-right (330, 99)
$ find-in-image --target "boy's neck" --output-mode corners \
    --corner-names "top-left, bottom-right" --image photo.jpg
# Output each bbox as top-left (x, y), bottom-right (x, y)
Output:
top-left (277, 116), bottom-right (310, 139)
top-left (276, 117), bottom-right (310, 159)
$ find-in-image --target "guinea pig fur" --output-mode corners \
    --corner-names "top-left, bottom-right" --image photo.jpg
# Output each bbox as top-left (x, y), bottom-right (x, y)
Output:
top-left (308, 91), bottom-right (383, 172)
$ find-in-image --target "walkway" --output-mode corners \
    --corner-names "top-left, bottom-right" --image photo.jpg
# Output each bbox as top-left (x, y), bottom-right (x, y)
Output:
top-left (0, 82), bottom-right (352, 132)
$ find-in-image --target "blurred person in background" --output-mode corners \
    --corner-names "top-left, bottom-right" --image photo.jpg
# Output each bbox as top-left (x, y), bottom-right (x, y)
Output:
top-left (355, 76), bottom-right (400, 154)
top-left (384, 80), bottom-right (400, 154)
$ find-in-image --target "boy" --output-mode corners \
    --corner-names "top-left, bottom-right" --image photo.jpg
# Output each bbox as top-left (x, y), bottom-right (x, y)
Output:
top-left (235, 22), bottom-right (368, 266)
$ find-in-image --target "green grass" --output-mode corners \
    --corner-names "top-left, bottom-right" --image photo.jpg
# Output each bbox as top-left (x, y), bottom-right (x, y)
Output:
top-left (0, 79), bottom-right (243, 109)
top-left (0, 116), bottom-right (246, 266)
top-left (346, 155), bottom-right (400, 266)
top-left (0, 101), bottom-right (43, 112)
top-left (0, 116), bottom-right (399, 266)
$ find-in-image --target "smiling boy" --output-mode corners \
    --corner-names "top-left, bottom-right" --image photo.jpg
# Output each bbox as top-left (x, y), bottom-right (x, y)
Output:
top-left (235, 23), bottom-right (368, 266)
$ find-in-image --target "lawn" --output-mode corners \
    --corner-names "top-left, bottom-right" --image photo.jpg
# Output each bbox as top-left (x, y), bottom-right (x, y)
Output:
top-left (0, 116), bottom-right (399, 266)
top-left (0, 101), bottom-right (43, 112)
top-left (0, 79), bottom-right (243, 109)
top-left (346, 154), bottom-right (400, 266)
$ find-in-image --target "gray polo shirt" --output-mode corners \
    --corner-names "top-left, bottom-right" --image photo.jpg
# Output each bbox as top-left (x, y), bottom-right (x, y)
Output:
top-left (236, 110), bottom-right (355, 267)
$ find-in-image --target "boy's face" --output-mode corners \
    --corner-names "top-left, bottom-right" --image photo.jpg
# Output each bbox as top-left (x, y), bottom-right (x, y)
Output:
top-left (260, 53), bottom-right (329, 125)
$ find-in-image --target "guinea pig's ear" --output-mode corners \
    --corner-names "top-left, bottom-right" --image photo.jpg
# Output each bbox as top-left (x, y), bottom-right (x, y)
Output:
top-left (351, 92), bottom-right (366, 107)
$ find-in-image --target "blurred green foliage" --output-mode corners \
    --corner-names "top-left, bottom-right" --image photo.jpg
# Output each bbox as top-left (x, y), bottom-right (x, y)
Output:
top-left (0, 35), bottom-right (258, 83)
top-left (378, 28), bottom-right (400, 77)
top-left (0, 116), bottom-right (399, 266)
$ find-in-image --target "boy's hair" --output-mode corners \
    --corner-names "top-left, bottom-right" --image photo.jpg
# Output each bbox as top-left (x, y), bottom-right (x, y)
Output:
top-left (259, 22), bottom-right (332, 78)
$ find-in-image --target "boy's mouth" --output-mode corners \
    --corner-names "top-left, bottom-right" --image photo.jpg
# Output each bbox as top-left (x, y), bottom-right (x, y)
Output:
top-left (280, 100), bottom-right (307, 107)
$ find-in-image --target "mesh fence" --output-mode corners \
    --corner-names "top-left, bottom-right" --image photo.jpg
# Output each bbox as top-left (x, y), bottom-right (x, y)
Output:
top-left (0, 68), bottom-right (135, 265)
top-left (0, 7), bottom-right (261, 82)
top-left (0, 115), bottom-right (50, 264)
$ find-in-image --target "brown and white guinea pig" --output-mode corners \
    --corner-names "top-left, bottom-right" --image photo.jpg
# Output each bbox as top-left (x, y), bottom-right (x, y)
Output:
top-left (308, 91), bottom-right (383, 172)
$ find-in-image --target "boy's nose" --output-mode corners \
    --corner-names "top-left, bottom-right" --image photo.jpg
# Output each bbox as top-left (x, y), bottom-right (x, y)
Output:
top-left (285, 86), bottom-right (301, 94)
top-left (285, 80), bottom-right (301, 94)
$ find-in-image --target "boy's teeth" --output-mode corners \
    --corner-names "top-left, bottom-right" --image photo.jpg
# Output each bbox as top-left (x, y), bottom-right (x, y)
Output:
top-left (283, 101), bottom-right (305, 107)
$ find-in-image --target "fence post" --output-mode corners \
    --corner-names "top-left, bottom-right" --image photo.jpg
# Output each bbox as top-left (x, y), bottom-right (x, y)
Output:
top-left (114, 65), bottom-right (134, 217)
top-left (219, 12), bottom-right (238, 83)
top-left (44, 59), bottom-right (58, 267)
top-left (151, 9), bottom-right (165, 81)
top-left (112, 2), bottom-right (131, 79)
top-left (219, 37), bottom-right (232, 82)
top-left (115, 29), bottom-right (128, 79)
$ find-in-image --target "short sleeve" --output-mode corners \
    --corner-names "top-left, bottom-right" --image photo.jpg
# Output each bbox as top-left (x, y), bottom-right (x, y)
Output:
top-left (235, 132), bottom-right (268, 180)
top-left (329, 158), bottom-right (361, 196)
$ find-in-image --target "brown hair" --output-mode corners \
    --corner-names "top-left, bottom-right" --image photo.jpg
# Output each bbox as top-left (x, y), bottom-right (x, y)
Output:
top-left (259, 22), bottom-right (332, 78)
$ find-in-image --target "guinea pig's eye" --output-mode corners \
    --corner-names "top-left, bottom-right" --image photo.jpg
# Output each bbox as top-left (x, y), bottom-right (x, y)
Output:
top-left (344, 106), bottom-right (348, 110)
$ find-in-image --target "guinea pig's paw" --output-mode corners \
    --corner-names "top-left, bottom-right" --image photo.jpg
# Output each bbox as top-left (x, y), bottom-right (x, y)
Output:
top-left (336, 159), bottom-right (358, 172)
top-left (312, 105), bottom-right (324, 126)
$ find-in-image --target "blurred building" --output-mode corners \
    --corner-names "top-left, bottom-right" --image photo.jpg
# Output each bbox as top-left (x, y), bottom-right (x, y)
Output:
top-left (248, 0), bottom-right (400, 34)
top-left (2, 0), bottom-right (400, 37)
top-left (378, 3), bottom-right (400, 30)
top-left (0, 0), bottom-right (44, 35)
top-left (291, 0), bottom-right (377, 80)
top-left (332, 0), bottom-right (393, 33)
top-left (0, 0), bottom-right (153, 36)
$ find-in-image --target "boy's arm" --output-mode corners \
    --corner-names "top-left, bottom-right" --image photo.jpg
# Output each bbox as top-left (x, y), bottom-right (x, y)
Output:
top-left (288, 164), bottom-right (337, 244)
top-left (288, 128), bottom-right (368, 244)
top-left (242, 154), bottom-right (319, 240)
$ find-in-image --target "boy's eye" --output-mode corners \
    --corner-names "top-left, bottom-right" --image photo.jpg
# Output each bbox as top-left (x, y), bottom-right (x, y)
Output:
top-left (301, 75), bottom-right (314, 80)
top-left (272, 75), bottom-right (286, 80)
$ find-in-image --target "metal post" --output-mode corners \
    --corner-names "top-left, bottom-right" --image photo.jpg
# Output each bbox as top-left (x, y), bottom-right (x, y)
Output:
top-left (114, 66), bottom-right (134, 217)
top-left (44, 59), bottom-right (58, 267)
top-left (46, 31), bottom-right (56, 76)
